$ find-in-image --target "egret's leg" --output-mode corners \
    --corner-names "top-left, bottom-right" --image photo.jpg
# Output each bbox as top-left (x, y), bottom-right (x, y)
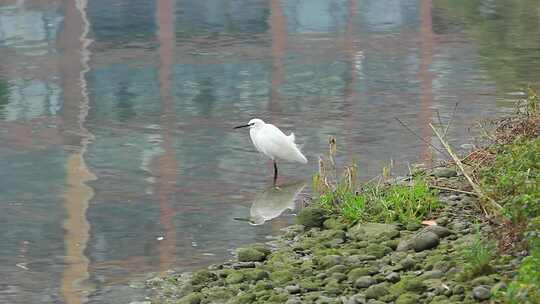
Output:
top-left (273, 160), bottom-right (278, 186)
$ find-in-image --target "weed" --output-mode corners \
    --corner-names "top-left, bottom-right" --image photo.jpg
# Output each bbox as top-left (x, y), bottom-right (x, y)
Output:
top-left (312, 137), bottom-right (439, 224)
top-left (462, 226), bottom-right (494, 278)
top-left (480, 138), bottom-right (540, 222)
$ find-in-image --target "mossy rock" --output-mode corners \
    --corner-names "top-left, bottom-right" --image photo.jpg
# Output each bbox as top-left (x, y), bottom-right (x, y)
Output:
top-left (324, 279), bottom-right (344, 295)
top-left (191, 269), bottom-right (217, 286)
top-left (323, 218), bottom-right (348, 230)
top-left (237, 247), bottom-right (268, 262)
top-left (231, 293), bottom-right (256, 304)
top-left (390, 277), bottom-right (426, 297)
top-left (299, 278), bottom-right (321, 291)
top-left (365, 282), bottom-right (390, 299)
top-left (243, 269), bottom-right (269, 282)
top-left (203, 287), bottom-right (235, 303)
top-left (349, 223), bottom-right (400, 241)
top-left (296, 207), bottom-right (327, 228)
top-left (326, 264), bottom-right (348, 274)
top-left (253, 280), bottom-right (273, 291)
top-left (267, 292), bottom-right (289, 303)
top-left (225, 272), bottom-right (245, 284)
top-left (269, 270), bottom-right (294, 285)
top-left (366, 244), bottom-right (392, 258)
top-left (317, 254), bottom-right (344, 269)
top-left (178, 292), bottom-right (202, 304)
top-left (395, 292), bottom-right (419, 304)
top-left (348, 266), bottom-right (379, 281)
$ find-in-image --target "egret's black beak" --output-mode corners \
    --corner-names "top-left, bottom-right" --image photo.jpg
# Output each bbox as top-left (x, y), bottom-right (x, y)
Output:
top-left (234, 124), bottom-right (251, 129)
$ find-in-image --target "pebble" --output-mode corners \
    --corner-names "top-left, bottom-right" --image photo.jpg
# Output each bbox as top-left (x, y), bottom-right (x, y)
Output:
top-left (285, 285), bottom-right (301, 294)
top-left (412, 231), bottom-right (440, 252)
top-left (472, 285), bottom-right (491, 300)
top-left (385, 272), bottom-right (400, 283)
top-left (231, 262), bottom-right (255, 269)
top-left (354, 276), bottom-right (377, 289)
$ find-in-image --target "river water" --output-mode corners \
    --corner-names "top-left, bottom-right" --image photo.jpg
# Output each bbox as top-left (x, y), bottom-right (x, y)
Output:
top-left (1, 0), bottom-right (539, 303)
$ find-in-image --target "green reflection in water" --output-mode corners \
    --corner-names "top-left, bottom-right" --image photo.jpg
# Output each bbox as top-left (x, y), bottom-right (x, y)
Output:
top-left (0, 77), bottom-right (9, 119)
top-left (434, 0), bottom-right (540, 91)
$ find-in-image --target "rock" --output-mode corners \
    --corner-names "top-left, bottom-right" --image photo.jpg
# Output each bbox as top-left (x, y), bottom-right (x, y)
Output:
top-left (366, 244), bottom-right (392, 258)
top-left (299, 279), bottom-right (321, 291)
top-left (423, 226), bottom-right (452, 238)
top-left (319, 255), bottom-right (343, 269)
top-left (235, 293), bottom-right (256, 304)
top-left (433, 167), bottom-right (457, 178)
top-left (400, 257), bottom-right (416, 270)
top-left (231, 262), bottom-right (256, 269)
top-left (323, 218), bottom-right (347, 230)
top-left (296, 207), bottom-right (327, 228)
top-left (354, 276), bottom-right (377, 289)
top-left (191, 270), bottom-right (217, 286)
top-left (395, 293), bottom-right (419, 304)
top-left (225, 272), bottom-right (245, 284)
top-left (330, 272), bottom-right (347, 283)
top-left (327, 264), bottom-right (348, 274)
top-left (285, 285), bottom-right (301, 294)
top-left (411, 231), bottom-right (440, 252)
top-left (286, 297), bottom-right (303, 304)
top-left (472, 285), bottom-right (491, 301)
top-left (244, 269), bottom-right (268, 281)
top-left (348, 266), bottom-right (379, 281)
top-left (237, 247), bottom-right (267, 262)
top-left (396, 239), bottom-right (413, 252)
top-left (365, 283), bottom-right (390, 299)
top-left (270, 270), bottom-right (294, 285)
top-left (471, 276), bottom-right (495, 287)
top-left (324, 280), bottom-right (343, 295)
top-left (385, 272), bottom-right (401, 283)
top-left (452, 284), bottom-right (465, 295)
top-left (403, 278), bottom-right (426, 293)
top-left (405, 222), bottom-right (422, 231)
top-left (347, 294), bottom-right (367, 304)
top-left (349, 223), bottom-right (400, 241)
top-left (420, 270), bottom-right (444, 280)
top-left (347, 254), bottom-right (377, 265)
top-left (435, 217), bottom-right (449, 226)
top-left (177, 293), bottom-right (201, 304)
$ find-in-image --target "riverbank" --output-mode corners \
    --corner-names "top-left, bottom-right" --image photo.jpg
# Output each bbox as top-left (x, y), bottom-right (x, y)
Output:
top-left (146, 92), bottom-right (539, 304)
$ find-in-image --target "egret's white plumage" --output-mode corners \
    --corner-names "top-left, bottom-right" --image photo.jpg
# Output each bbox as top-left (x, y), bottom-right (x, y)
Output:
top-left (234, 118), bottom-right (307, 184)
top-left (248, 119), bottom-right (307, 164)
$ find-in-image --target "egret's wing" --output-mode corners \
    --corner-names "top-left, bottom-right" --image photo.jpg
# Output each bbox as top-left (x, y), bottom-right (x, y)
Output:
top-left (258, 125), bottom-right (307, 163)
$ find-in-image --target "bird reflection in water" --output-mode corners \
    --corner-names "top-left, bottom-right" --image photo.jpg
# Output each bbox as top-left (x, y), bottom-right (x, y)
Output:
top-left (236, 181), bottom-right (306, 225)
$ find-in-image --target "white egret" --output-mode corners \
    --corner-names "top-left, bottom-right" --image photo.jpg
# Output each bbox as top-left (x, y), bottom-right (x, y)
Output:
top-left (234, 118), bottom-right (308, 185)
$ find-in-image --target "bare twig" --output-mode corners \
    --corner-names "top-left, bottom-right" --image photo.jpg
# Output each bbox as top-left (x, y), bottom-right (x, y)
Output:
top-left (395, 117), bottom-right (446, 155)
top-left (443, 102), bottom-right (459, 139)
top-left (428, 185), bottom-right (477, 196)
top-left (429, 123), bottom-right (502, 212)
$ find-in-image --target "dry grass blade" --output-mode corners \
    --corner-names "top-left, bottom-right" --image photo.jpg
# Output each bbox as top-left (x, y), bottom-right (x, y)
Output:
top-left (395, 117), bottom-right (446, 155)
top-left (429, 123), bottom-right (502, 212)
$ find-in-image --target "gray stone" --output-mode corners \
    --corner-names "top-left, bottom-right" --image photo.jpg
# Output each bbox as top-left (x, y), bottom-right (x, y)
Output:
top-left (423, 226), bottom-right (453, 238)
top-left (400, 257), bottom-right (416, 270)
top-left (472, 285), bottom-right (491, 301)
top-left (396, 239), bottom-right (412, 252)
top-left (385, 272), bottom-right (400, 283)
top-left (354, 276), bottom-right (377, 289)
top-left (296, 207), bottom-right (327, 228)
top-left (365, 283), bottom-right (390, 299)
top-left (411, 231), bottom-right (440, 252)
top-left (285, 297), bottom-right (303, 304)
top-left (231, 262), bottom-right (256, 269)
top-left (433, 167), bottom-right (457, 178)
top-left (347, 294), bottom-right (367, 304)
top-left (319, 255), bottom-right (343, 269)
top-left (285, 285), bottom-right (301, 294)
top-left (349, 223), bottom-right (400, 241)
top-left (420, 270), bottom-right (444, 280)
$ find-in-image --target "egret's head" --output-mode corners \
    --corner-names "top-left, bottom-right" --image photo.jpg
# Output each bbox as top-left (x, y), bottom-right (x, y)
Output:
top-left (234, 118), bottom-right (265, 129)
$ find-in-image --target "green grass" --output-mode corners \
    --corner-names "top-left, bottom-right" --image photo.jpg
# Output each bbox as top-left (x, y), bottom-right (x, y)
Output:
top-left (316, 178), bottom-right (439, 224)
top-left (480, 137), bottom-right (540, 222)
top-left (504, 217), bottom-right (540, 304)
top-left (462, 226), bottom-right (494, 278)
